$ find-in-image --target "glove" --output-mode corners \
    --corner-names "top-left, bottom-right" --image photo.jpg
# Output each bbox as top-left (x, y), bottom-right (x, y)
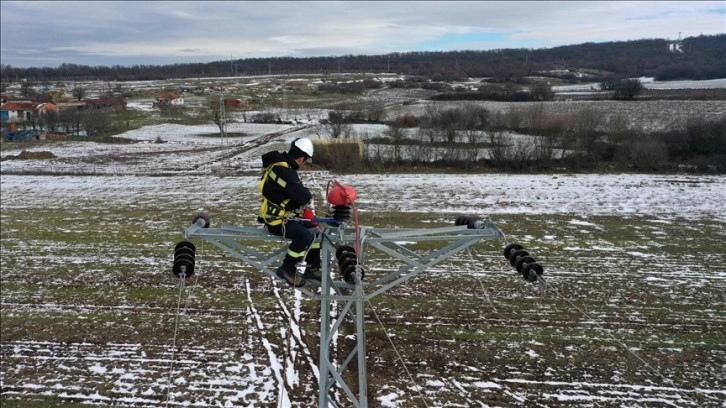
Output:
top-left (302, 208), bottom-right (317, 227)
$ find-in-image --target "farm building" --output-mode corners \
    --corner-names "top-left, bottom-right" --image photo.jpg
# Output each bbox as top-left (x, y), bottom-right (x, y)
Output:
top-left (224, 98), bottom-right (251, 110)
top-left (85, 98), bottom-right (127, 110)
top-left (54, 101), bottom-right (87, 111)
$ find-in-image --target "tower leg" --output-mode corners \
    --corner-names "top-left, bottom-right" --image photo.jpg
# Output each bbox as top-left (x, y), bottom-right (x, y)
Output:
top-left (355, 281), bottom-right (367, 405)
top-left (317, 237), bottom-right (368, 407)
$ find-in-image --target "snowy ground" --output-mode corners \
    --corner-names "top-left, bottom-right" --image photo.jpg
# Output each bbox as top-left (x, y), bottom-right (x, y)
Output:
top-left (1, 123), bottom-right (725, 407)
top-left (552, 77), bottom-right (726, 92)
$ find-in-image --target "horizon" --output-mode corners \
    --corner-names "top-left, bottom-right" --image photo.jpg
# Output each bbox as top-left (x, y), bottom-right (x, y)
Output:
top-left (1, 34), bottom-right (718, 71)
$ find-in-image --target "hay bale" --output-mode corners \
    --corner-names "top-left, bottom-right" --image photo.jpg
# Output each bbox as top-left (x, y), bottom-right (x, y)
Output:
top-left (17, 150), bottom-right (57, 160)
top-left (312, 139), bottom-right (365, 171)
top-left (100, 136), bottom-right (136, 144)
top-left (43, 133), bottom-right (68, 141)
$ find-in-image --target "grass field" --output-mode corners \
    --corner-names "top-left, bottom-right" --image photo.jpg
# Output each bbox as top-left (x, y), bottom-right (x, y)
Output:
top-left (1, 159), bottom-right (724, 407)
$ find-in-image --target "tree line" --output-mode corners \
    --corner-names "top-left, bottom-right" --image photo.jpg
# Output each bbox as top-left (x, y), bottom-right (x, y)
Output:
top-left (1, 35), bottom-right (724, 83)
top-left (312, 104), bottom-right (726, 174)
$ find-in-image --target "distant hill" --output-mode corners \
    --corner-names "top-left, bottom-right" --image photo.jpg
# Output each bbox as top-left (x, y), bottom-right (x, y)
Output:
top-left (1, 34), bottom-right (724, 83)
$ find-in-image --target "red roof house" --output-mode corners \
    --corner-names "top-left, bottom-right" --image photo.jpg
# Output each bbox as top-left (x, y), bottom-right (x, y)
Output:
top-left (1, 101), bottom-right (58, 122)
top-left (153, 92), bottom-right (184, 108)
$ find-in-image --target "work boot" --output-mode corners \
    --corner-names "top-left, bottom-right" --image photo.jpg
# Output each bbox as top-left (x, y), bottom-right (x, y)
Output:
top-left (276, 264), bottom-right (305, 287)
top-left (303, 264), bottom-right (322, 281)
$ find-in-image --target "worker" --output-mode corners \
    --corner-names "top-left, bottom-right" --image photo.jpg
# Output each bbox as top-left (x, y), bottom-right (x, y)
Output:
top-left (258, 138), bottom-right (322, 287)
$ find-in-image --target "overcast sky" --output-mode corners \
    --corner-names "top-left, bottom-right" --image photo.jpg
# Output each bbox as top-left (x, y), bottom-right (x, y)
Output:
top-left (1, 1), bottom-right (724, 68)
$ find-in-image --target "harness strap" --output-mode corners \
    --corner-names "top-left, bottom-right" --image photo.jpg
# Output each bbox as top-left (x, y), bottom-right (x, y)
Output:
top-left (259, 161), bottom-right (293, 225)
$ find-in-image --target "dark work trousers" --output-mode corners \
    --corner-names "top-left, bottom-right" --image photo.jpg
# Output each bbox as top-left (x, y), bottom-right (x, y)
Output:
top-left (266, 220), bottom-right (321, 269)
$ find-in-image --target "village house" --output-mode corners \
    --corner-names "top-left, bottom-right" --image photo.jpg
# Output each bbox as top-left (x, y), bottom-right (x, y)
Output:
top-left (51, 98), bottom-right (126, 112)
top-left (0, 101), bottom-right (59, 122)
top-left (152, 91), bottom-right (184, 108)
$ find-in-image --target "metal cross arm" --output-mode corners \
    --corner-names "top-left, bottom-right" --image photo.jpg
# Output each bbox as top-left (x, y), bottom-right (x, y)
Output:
top-left (322, 223), bottom-right (504, 301)
top-left (182, 221), bottom-right (326, 297)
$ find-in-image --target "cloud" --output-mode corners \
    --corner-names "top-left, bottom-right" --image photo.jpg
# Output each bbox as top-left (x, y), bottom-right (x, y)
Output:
top-left (1, 1), bottom-right (724, 68)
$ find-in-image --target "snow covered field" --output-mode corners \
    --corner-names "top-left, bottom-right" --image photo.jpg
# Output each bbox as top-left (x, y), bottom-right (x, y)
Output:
top-left (1, 123), bottom-right (725, 407)
top-left (552, 77), bottom-right (726, 92)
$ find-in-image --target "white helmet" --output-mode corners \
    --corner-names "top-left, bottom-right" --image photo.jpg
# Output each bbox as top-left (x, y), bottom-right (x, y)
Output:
top-left (291, 137), bottom-right (314, 158)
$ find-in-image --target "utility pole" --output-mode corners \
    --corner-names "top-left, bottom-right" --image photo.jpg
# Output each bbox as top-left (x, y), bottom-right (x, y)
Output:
top-left (176, 214), bottom-right (518, 407)
top-left (219, 94), bottom-right (227, 147)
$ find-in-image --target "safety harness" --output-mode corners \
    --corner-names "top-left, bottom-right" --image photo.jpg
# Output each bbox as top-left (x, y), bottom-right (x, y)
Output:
top-left (258, 161), bottom-right (294, 226)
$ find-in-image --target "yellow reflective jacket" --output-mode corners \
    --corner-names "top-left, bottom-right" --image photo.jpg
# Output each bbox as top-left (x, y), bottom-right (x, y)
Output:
top-left (257, 152), bottom-right (312, 225)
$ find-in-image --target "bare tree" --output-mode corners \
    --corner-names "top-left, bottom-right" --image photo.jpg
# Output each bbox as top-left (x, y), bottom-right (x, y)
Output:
top-left (462, 103), bottom-right (490, 130)
top-left (58, 109), bottom-right (83, 136)
top-left (72, 87), bottom-right (86, 101)
top-left (568, 106), bottom-right (605, 153)
top-left (325, 111), bottom-right (351, 139)
top-left (310, 123), bottom-right (327, 140)
top-left (503, 106), bottom-right (526, 130)
top-left (323, 121), bottom-right (349, 139)
top-left (418, 124), bottom-right (439, 144)
top-left (365, 102), bottom-right (387, 122)
top-left (39, 110), bottom-right (59, 133)
top-left (421, 103), bottom-right (442, 129)
top-left (509, 103), bottom-right (548, 131)
top-left (464, 129), bottom-right (485, 163)
top-left (81, 109), bottom-right (109, 137)
top-left (437, 107), bottom-right (465, 143)
top-left (384, 124), bottom-right (407, 162)
top-left (511, 138), bottom-right (535, 170)
top-left (20, 80), bottom-right (36, 97)
top-left (487, 130), bottom-right (511, 165)
top-left (412, 128), bottom-right (436, 162)
top-left (207, 96), bottom-right (226, 137)
top-left (532, 134), bottom-right (556, 165)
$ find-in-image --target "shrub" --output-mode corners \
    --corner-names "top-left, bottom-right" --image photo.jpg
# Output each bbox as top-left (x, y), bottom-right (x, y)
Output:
top-left (611, 78), bottom-right (644, 100)
top-left (392, 114), bottom-right (419, 128)
top-left (625, 135), bottom-right (669, 170)
top-left (660, 117), bottom-right (726, 160)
